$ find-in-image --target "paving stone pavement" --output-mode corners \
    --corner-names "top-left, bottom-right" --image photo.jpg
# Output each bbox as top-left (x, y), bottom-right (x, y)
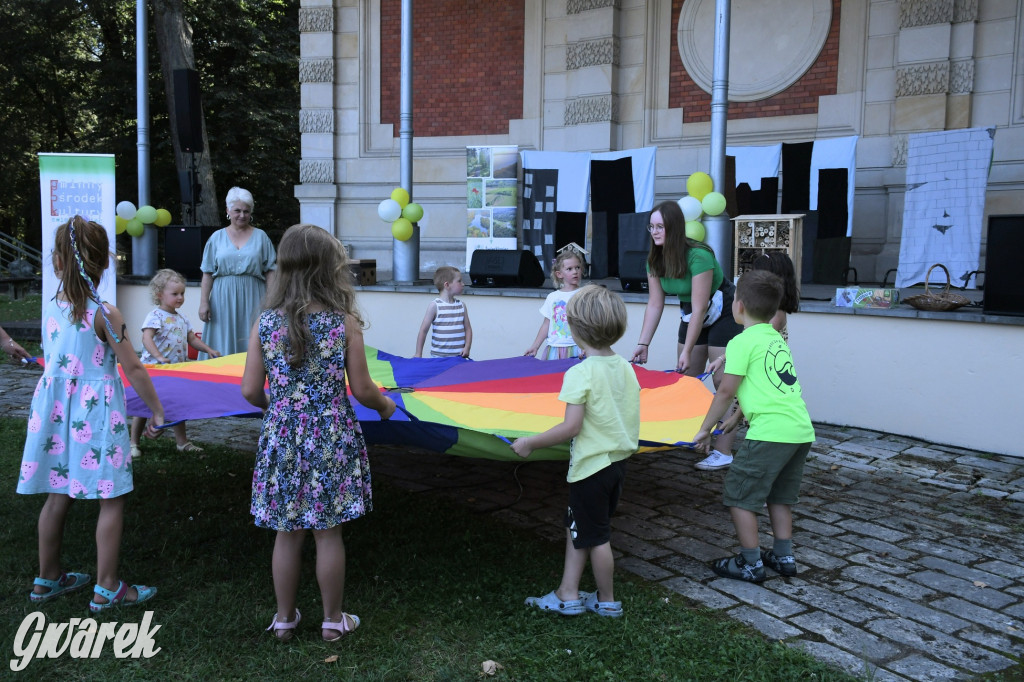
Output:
top-left (2, 360), bottom-right (1022, 680)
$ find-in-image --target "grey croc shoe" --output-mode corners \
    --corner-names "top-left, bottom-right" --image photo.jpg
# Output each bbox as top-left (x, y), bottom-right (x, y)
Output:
top-left (524, 590), bottom-right (585, 615)
top-left (579, 590), bottom-right (623, 618)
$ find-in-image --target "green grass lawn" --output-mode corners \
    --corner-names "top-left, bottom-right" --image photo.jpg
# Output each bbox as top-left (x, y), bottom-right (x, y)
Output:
top-left (0, 417), bottom-right (860, 680)
top-left (0, 293), bottom-right (41, 321)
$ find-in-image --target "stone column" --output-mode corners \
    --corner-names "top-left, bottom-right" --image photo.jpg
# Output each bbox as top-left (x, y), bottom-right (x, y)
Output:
top-left (296, 2), bottom-right (339, 233)
top-left (893, 0), bottom-right (977, 133)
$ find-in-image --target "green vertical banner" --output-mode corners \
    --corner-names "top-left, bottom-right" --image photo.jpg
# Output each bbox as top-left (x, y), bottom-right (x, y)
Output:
top-left (38, 153), bottom-right (117, 306)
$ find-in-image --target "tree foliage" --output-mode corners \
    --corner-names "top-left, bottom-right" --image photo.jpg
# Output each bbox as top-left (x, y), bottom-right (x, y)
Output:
top-left (0, 0), bottom-right (298, 250)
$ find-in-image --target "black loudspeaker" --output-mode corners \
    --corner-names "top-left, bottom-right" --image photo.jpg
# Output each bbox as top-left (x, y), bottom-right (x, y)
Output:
top-left (469, 249), bottom-right (545, 288)
top-left (164, 225), bottom-right (217, 280)
top-left (173, 69), bottom-right (204, 153)
top-left (984, 215), bottom-right (1024, 316)
top-left (618, 251), bottom-right (649, 292)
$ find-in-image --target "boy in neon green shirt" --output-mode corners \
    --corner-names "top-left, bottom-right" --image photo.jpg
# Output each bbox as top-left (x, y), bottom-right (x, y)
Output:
top-left (512, 285), bottom-right (640, 617)
top-left (693, 270), bottom-right (815, 582)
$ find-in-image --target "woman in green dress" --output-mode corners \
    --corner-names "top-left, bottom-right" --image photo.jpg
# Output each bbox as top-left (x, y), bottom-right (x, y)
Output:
top-left (197, 187), bottom-right (276, 358)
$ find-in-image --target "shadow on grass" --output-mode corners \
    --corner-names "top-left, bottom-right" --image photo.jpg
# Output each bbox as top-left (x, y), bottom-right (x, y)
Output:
top-left (0, 418), bottom-right (860, 680)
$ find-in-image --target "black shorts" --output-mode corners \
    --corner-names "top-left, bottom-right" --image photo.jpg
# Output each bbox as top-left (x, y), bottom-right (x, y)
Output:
top-left (565, 460), bottom-right (627, 549)
top-left (677, 282), bottom-right (743, 348)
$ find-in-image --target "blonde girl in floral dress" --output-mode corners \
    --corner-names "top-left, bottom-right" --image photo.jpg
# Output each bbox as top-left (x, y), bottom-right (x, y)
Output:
top-left (242, 224), bottom-right (396, 642)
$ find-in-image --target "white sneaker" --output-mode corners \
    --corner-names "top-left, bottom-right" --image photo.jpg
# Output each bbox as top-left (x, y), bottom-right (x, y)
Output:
top-left (695, 449), bottom-right (733, 470)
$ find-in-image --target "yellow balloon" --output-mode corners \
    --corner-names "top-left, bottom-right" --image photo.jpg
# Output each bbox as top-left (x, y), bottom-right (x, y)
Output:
top-left (115, 216), bottom-right (128, 234)
top-left (685, 220), bottom-right (706, 242)
top-left (390, 187), bottom-right (410, 208)
top-left (391, 217), bottom-right (413, 241)
top-left (154, 208), bottom-right (172, 227)
top-left (686, 172), bottom-right (714, 201)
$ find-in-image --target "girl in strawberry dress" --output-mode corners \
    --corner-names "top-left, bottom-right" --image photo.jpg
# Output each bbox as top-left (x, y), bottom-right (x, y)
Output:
top-left (17, 216), bottom-right (166, 613)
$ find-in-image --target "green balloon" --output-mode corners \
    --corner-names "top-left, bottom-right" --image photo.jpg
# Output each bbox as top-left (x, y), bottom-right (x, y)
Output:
top-left (684, 220), bottom-right (706, 242)
top-left (701, 192), bottom-right (727, 217)
top-left (391, 217), bottom-right (413, 241)
top-left (126, 218), bottom-right (145, 237)
top-left (402, 202), bottom-right (424, 223)
top-left (136, 205), bottom-right (158, 224)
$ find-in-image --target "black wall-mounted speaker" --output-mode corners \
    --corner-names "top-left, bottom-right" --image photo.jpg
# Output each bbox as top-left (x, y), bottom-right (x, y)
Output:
top-left (173, 68), bottom-right (204, 153)
top-left (469, 249), bottom-right (545, 288)
top-left (618, 251), bottom-right (649, 292)
top-left (163, 225), bottom-right (217, 280)
top-left (984, 215), bottom-right (1024, 316)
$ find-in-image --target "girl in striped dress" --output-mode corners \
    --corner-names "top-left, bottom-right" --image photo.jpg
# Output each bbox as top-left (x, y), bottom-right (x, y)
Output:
top-left (415, 266), bottom-right (473, 358)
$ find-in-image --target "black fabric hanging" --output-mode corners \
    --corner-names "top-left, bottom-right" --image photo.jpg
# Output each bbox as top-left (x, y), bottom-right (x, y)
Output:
top-left (589, 158), bottom-right (637, 279)
top-left (781, 142), bottom-right (813, 212)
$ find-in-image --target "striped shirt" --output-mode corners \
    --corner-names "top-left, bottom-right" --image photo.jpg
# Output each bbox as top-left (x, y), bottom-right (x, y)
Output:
top-left (430, 298), bottom-right (467, 357)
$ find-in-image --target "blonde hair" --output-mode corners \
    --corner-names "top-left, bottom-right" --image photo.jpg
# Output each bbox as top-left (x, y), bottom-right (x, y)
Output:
top-left (565, 284), bottom-right (627, 350)
top-left (53, 216), bottom-right (111, 324)
top-left (225, 186), bottom-right (254, 212)
top-left (433, 266), bottom-right (461, 292)
top-left (551, 248), bottom-right (585, 290)
top-left (263, 224), bottom-right (361, 367)
top-left (149, 269), bottom-right (186, 305)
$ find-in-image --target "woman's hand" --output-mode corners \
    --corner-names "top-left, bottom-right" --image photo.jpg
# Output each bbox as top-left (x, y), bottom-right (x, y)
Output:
top-left (631, 345), bottom-right (648, 364)
top-left (677, 348), bottom-right (692, 374)
top-left (198, 301), bottom-right (211, 323)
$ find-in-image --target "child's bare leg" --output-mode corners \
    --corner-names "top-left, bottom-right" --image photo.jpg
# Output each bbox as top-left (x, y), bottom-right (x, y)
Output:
top-left (707, 345), bottom-right (737, 454)
top-left (588, 541), bottom-right (615, 602)
top-left (172, 422), bottom-right (188, 447)
top-left (730, 506), bottom-right (760, 550)
top-left (556, 529), bottom-right (587, 602)
top-left (312, 527), bottom-right (351, 637)
top-left (94, 496), bottom-right (142, 603)
top-left (271, 530), bottom-right (306, 627)
top-left (35, 494), bottom-right (73, 592)
top-left (130, 417), bottom-right (146, 445)
top-left (766, 504), bottom-right (793, 541)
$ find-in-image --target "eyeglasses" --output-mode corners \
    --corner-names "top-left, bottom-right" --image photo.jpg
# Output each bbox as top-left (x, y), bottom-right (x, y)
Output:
top-left (647, 224), bottom-right (665, 233)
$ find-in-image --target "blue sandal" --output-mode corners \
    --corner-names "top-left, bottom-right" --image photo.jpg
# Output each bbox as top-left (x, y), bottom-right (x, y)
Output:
top-left (524, 590), bottom-right (585, 615)
top-left (29, 572), bottom-right (91, 603)
top-left (580, 590), bottom-right (623, 618)
top-left (88, 580), bottom-right (158, 613)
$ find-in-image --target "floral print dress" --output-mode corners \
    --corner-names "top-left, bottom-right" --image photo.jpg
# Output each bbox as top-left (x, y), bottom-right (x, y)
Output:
top-left (18, 299), bottom-right (133, 499)
top-left (250, 309), bottom-right (372, 531)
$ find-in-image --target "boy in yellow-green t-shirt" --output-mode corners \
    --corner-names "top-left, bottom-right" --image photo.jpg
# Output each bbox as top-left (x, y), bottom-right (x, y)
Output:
top-left (693, 270), bottom-right (815, 583)
top-left (511, 285), bottom-right (640, 617)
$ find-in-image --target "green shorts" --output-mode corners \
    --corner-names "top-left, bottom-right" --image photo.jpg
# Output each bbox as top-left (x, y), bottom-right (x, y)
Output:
top-left (722, 440), bottom-right (812, 512)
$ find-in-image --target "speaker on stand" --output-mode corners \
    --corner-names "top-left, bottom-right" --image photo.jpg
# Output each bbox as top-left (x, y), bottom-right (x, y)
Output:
top-left (173, 68), bottom-right (204, 225)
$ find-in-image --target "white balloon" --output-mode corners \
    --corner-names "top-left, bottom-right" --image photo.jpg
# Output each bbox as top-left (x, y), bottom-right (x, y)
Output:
top-left (678, 195), bottom-right (703, 222)
top-left (377, 199), bottom-right (402, 222)
top-left (116, 201), bottom-right (137, 221)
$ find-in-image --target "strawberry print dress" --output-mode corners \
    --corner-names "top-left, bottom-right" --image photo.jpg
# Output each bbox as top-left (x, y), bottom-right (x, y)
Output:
top-left (250, 309), bottom-right (372, 531)
top-left (17, 299), bottom-right (133, 499)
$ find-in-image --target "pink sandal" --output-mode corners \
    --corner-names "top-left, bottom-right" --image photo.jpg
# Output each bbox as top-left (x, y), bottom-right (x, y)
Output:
top-left (322, 613), bottom-right (360, 642)
top-left (266, 609), bottom-right (301, 641)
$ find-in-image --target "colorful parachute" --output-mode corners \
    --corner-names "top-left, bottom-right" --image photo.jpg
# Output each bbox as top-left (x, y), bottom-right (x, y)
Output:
top-left (122, 347), bottom-right (713, 461)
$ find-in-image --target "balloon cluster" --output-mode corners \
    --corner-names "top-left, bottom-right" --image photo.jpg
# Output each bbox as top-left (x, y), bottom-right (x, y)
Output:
top-left (676, 172), bottom-right (726, 243)
top-left (377, 188), bottom-right (423, 242)
top-left (114, 201), bottom-right (172, 237)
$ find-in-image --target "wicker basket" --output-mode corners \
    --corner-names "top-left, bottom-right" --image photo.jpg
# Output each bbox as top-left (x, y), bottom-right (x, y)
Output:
top-left (903, 264), bottom-right (972, 312)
